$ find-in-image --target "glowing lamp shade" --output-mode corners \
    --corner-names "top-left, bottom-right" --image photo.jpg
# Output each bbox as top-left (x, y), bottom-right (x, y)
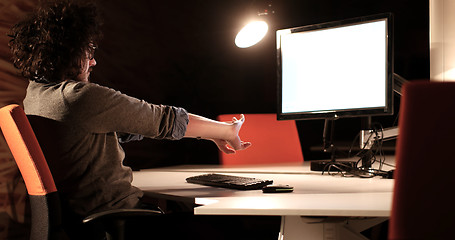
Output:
top-left (235, 21), bottom-right (269, 48)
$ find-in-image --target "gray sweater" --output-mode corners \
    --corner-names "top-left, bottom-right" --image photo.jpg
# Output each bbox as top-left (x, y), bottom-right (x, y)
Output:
top-left (23, 80), bottom-right (188, 216)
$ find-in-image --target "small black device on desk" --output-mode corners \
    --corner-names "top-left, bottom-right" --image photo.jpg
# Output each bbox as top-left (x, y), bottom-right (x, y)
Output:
top-left (186, 173), bottom-right (273, 190)
top-left (262, 185), bottom-right (294, 193)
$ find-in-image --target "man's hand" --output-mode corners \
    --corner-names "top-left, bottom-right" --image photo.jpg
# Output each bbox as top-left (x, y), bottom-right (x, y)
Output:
top-left (211, 114), bottom-right (251, 154)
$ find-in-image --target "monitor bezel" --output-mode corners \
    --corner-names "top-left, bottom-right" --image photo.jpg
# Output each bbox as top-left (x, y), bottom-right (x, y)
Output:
top-left (277, 13), bottom-right (394, 121)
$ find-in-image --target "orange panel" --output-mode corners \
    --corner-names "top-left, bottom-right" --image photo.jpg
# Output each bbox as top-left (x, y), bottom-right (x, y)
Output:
top-left (217, 114), bottom-right (303, 165)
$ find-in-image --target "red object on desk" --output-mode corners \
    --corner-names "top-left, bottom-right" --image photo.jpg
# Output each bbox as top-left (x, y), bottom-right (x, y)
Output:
top-left (216, 113), bottom-right (304, 165)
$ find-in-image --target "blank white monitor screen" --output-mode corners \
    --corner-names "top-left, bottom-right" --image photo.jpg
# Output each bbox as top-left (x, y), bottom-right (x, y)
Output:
top-left (277, 13), bottom-right (393, 120)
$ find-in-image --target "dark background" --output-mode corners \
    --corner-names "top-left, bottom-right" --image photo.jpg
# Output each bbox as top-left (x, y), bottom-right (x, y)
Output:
top-left (90, 0), bottom-right (429, 169)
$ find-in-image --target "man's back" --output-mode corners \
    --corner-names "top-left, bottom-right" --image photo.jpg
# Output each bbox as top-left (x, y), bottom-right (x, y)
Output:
top-left (24, 80), bottom-right (150, 216)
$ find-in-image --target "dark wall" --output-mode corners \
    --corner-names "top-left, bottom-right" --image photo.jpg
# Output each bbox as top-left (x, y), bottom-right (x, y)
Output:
top-left (91, 0), bottom-right (429, 168)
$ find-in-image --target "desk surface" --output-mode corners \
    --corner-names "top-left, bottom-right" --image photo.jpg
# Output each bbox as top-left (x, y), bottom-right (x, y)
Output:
top-left (132, 160), bottom-right (394, 218)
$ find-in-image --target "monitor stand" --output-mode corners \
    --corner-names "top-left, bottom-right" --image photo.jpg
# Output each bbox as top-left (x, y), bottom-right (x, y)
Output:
top-left (310, 118), bottom-right (358, 174)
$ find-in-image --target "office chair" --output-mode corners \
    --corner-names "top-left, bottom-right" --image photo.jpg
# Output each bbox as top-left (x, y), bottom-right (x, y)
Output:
top-left (0, 104), bottom-right (161, 240)
top-left (388, 81), bottom-right (455, 240)
top-left (216, 113), bottom-right (303, 165)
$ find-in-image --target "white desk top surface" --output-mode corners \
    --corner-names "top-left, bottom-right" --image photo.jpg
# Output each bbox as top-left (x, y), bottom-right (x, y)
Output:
top-left (132, 161), bottom-right (394, 217)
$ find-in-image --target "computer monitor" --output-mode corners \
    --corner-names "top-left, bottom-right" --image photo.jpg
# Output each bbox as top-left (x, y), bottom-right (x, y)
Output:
top-left (277, 13), bottom-right (394, 121)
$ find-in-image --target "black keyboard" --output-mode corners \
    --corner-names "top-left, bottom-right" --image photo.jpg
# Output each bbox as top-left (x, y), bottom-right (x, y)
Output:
top-left (186, 173), bottom-right (273, 190)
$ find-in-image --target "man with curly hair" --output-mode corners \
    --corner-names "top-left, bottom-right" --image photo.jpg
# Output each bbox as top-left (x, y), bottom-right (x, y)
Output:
top-left (9, 0), bottom-right (251, 238)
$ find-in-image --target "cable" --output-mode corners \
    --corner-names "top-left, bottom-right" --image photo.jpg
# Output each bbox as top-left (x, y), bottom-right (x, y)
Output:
top-left (323, 120), bottom-right (396, 178)
top-left (331, 121), bottom-right (394, 178)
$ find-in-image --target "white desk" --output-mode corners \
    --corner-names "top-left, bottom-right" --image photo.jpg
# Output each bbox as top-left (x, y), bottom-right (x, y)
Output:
top-left (132, 161), bottom-right (394, 240)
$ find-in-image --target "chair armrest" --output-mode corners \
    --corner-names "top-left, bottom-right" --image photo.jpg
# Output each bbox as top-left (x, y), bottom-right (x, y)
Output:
top-left (83, 209), bottom-right (162, 240)
top-left (83, 208), bottom-right (162, 224)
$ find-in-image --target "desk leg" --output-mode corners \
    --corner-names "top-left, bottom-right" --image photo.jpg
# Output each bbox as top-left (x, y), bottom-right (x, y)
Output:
top-left (278, 216), bottom-right (388, 240)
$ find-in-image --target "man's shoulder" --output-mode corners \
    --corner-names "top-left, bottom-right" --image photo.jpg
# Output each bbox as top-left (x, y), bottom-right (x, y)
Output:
top-left (62, 80), bottom-right (101, 92)
top-left (28, 80), bottom-right (99, 93)
top-left (61, 80), bottom-right (118, 100)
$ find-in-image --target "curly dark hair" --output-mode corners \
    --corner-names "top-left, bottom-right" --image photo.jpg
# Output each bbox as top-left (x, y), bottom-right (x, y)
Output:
top-left (8, 0), bottom-right (103, 83)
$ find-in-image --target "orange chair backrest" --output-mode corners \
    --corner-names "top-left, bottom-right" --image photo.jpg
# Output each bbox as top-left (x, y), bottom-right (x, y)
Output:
top-left (217, 114), bottom-right (303, 165)
top-left (0, 104), bottom-right (57, 196)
